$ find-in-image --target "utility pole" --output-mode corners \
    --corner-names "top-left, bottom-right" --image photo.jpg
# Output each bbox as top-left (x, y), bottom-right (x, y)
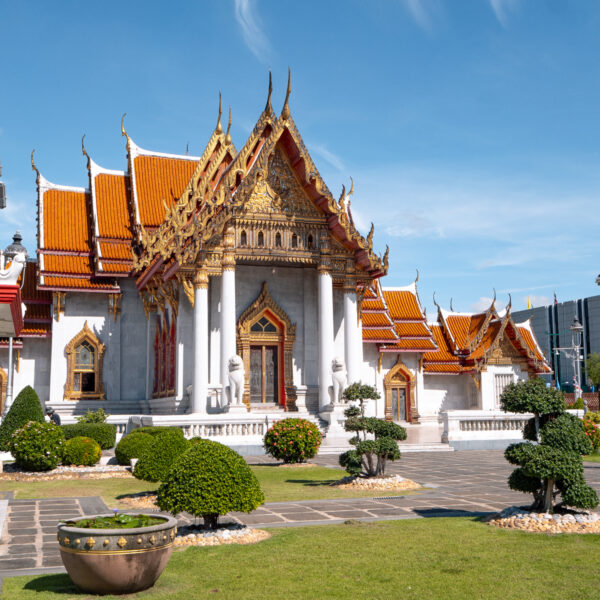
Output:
top-left (554, 317), bottom-right (584, 402)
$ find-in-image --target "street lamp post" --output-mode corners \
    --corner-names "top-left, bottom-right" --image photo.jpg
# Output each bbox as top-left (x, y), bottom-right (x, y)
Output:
top-left (554, 317), bottom-right (585, 404)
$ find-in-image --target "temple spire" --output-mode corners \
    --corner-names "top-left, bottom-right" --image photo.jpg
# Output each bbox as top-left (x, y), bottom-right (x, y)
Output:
top-left (281, 68), bottom-right (291, 120)
top-left (31, 150), bottom-right (40, 184)
top-left (81, 134), bottom-right (90, 170)
top-left (225, 107), bottom-right (232, 146)
top-left (215, 93), bottom-right (223, 134)
top-left (265, 71), bottom-right (273, 114)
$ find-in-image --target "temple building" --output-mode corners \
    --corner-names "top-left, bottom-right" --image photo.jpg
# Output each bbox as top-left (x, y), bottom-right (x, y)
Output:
top-left (0, 76), bottom-right (551, 448)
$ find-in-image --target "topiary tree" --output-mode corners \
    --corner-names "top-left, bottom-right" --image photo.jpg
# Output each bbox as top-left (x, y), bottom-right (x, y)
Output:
top-left (0, 386), bottom-right (45, 451)
top-left (156, 439), bottom-right (264, 530)
top-left (263, 418), bottom-right (322, 463)
top-left (62, 436), bottom-right (101, 466)
top-left (501, 377), bottom-right (598, 513)
top-left (128, 426), bottom-right (184, 437)
top-left (61, 422), bottom-right (116, 449)
top-left (115, 432), bottom-right (154, 466)
top-left (343, 382), bottom-right (380, 412)
top-left (8, 421), bottom-right (65, 471)
top-left (339, 392), bottom-right (407, 478)
top-left (133, 430), bottom-right (190, 482)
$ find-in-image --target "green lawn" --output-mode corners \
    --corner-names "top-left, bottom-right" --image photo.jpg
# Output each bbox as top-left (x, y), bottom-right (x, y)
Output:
top-left (0, 466), bottom-right (419, 507)
top-left (583, 453), bottom-right (600, 463)
top-left (5, 518), bottom-right (600, 600)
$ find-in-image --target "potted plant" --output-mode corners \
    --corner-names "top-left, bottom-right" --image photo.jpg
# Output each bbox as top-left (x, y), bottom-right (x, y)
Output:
top-left (57, 512), bottom-right (177, 594)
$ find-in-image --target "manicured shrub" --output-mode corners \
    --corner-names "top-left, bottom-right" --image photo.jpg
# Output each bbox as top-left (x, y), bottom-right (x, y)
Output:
top-left (8, 421), bottom-right (65, 471)
top-left (157, 439), bottom-right (264, 529)
top-left (583, 412), bottom-right (600, 450)
top-left (128, 426), bottom-right (184, 438)
top-left (133, 430), bottom-right (190, 482)
top-left (62, 436), bottom-right (101, 466)
top-left (566, 397), bottom-right (585, 409)
top-left (339, 400), bottom-right (407, 478)
top-left (501, 378), bottom-right (598, 513)
top-left (115, 432), bottom-right (154, 466)
top-left (61, 423), bottom-right (116, 449)
top-left (0, 386), bottom-right (45, 451)
top-left (75, 408), bottom-right (109, 423)
top-left (264, 418), bottom-right (322, 463)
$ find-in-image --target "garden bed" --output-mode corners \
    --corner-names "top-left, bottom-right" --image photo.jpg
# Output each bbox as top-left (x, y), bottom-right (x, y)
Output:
top-left (488, 506), bottom-right (600, 534)
top-left (332, 474), bottom-right (422, 492)
top-left (173, 523), bottom-right (270, 547)
top-left (0, 463), bottom-right (132, 481)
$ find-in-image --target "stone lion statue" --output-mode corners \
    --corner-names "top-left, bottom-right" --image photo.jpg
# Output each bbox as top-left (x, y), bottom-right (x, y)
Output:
top-left (331, 357), bottom-right (347, 404)
top-left (228, 355), bottom-right (245, 406)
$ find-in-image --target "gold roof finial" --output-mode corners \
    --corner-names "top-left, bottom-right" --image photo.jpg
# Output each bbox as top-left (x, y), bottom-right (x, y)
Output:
top-left (121, 113), bottom-right (128, 138)
top-left (433, 291), bottom-right (440, 311)
top-left (338, 184), bottom-right (346, 211)
top-left (265, 71), bottom-right (273, 114)
top-left (225, 107), bottom-right (232, 146)
top-left (31, 149), bottom-right (40, 183)
top-left (215, 92), bottom-right (223, 134)
top-left (383, 245), bottom-right (390, 270)
top-left (507, 293), bottom-right (512, 312)
top-left (415, 269), bottom-right (419, 283)
top-left (281, 68), bottom-right (291, 120)
top-left (366, 222), bottom-right (374, 250)
top-left (348, 176), bottom-right (354, 198)
top-left (450, 298), bottom-right (454, 312)
top-left (186, 143), bottom-right (189, 156)
top-left (492, 288), bottom-right (497, 304)
top-left (81, 134), bottom-right (90, 169)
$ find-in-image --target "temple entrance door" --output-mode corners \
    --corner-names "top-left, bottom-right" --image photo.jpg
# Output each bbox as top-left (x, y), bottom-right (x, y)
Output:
top-left (249, 345), bottom-right (279, 404)
top-left (390, 387), bottom-right (407, 421)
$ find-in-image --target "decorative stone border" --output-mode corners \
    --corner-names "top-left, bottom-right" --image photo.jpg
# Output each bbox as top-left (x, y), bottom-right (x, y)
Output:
top-left (173, 524), bottom-right (270, 547)
top-left (333, 474), bottom-right (422, 492)
top-left (488, 506), bottom-right (600, 534)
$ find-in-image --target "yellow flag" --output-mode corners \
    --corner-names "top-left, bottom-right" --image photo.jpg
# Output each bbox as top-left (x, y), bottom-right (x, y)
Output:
top-left (527, 297), bottom-right (532, 309)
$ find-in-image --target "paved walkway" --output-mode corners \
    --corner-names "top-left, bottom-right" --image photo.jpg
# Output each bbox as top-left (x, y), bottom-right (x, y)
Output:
top-left (2, 451), bottom-right (600, 579)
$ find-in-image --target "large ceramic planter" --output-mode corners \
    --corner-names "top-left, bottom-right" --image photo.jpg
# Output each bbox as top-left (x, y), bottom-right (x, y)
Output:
top-left (57, 513), bottom-right (177, 595)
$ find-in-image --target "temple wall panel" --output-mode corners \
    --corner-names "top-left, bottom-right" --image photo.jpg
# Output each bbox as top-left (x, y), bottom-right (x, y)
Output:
top-left (178, 287), bottom-right (194, 401)
top-left (209, 276), bottom-right (221, 387)
top-left (421, 374), bottom-right (470, 417)
top-left (0, 339), bottom-right (51, 406)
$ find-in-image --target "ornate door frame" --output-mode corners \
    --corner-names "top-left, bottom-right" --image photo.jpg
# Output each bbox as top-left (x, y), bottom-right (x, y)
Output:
top-left (237, 282), bottom-right (296, 410)
top-left (384, 356), bottom-right (417, 423)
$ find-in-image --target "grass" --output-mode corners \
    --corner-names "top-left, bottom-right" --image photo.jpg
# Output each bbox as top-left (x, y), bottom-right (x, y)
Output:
top-left (5, 517), bottom-right (600, 599)
top-left (0, 466), bottom-right (419, 507)
top-left (583, 451), bottom-right (600, 463)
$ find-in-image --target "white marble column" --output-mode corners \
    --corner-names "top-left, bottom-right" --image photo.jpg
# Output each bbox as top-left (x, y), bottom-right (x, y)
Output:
top-left (318, 268), bottom-right (335, 411)
top-left (343, 286), bottom-right (363, 385)
top-left (220, 263), bottom-right (236, 403)
top-left (191, 270), bottom-right (209, 414)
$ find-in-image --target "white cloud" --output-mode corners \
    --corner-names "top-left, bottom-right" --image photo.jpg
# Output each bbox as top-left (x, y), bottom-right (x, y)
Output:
top-left (399, 0), bottom-right (441, 32)
top-left (489, 0), bottom-right (520, 27)
top-left (469, 296), bottom-right (506, 312)
top-left (310, 144), bottom-right (345, 172)
top-left (233, 0), bottom-right (271, 64)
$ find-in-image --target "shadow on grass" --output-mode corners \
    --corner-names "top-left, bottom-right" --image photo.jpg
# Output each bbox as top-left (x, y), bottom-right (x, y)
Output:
top-left (22, 574), bottom-right (82, 595)
top-left (284, 478), bottom-right (339, 487)
top-left (413, 508), bottom-right (494, 520)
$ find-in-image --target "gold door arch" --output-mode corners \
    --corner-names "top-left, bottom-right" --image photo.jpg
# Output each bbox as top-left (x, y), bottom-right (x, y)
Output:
top-left (0, 367), bottom-right (6, 415)
top-left (384, 356), bottom-right (418, 423)
top-left (237, 282), bottom-right (297, 410)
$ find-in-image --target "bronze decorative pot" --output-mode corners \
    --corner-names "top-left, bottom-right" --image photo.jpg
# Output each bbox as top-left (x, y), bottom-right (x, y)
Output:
top-left (57, 513), bottom-right (177, 595)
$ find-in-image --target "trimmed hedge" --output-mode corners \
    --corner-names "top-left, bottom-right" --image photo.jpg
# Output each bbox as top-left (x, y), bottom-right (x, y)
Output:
top-left (9, 421), bottom-right (65, 471)
top-left (115, 432), bottom-right (154, 466)
top-left (128, 426), bottom-right (184, 438)
top-left (264, 418), bottom-right (322, 463)
top-left (62, 436), bottom-right (101, 466)
top-left (133, 430), bottom-right (190, 482)
top-left (0, 386), bottom-right (45, 451)
top-left (61, 423), bottom-right (116, 450)
top-left (156, 439), bottom-right (264, 529)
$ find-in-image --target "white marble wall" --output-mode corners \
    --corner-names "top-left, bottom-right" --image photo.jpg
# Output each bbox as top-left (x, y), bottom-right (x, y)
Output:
top-left (420, 374), bottom-right (470, 418)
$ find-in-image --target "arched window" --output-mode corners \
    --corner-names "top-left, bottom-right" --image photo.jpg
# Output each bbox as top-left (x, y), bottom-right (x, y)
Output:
top-left (65, 322), bottom-right (105, 400)
top-left (257, 231), bottom-right (264, 247)
top-left (275, 232), bottom-right (282, 248)
top-left (307, 234), bottom-right (314, 249)
top-left (291, 233), bottom-right (298, 248)
top-left (240, 230), bottom-right (247, 247)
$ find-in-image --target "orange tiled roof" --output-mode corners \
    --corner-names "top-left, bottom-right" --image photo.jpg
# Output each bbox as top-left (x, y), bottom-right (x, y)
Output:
top-left (394, 322), bottom-right (433, 337)
top-left (362, 328), bottom-right (398, 341)
top-left (382, 338), bottom-right (438, 351)
top-left (424, 324), bottom-right (459, 363)
top-left (42, 188), bottom-right (90, 252)
top-left (383, 287), bottom-right (425, 321)
top-left (132, 154), bottom-right (198, 228)
top-left (423, 363), bottom-right (462, 374)
top-left (19, 262), bottom-right (52, 337)
top-left (362, 312), bottom-right (394, 328)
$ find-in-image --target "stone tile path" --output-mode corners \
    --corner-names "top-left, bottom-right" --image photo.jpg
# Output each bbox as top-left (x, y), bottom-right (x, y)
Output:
top-left (2, 451), bottom-right (600, 580)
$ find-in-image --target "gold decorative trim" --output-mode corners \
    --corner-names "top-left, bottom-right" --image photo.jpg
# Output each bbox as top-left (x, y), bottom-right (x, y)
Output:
top-left (53, 292), bottom-right (66, 321)
top-left (108, 293), bottom-right (122, 323)
top-left (64, 321), bottom-right (105, 401)
top-left (237, 282), bottom-right (296, 409)
top-left (384, 356), bottom-right (418, 423)
top-left (59, 543), bottom-right (173, 556)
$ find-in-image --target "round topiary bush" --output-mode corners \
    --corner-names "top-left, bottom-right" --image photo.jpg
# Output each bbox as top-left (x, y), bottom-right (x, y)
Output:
top-left (0, 386), bottom-right (45, 451)
top-left (61, 423), bottom-right (116, 449)
top-left (263, 418), bottom-right (322, 463)
top-left (115, 432), bottom-right (154, 466)
top-left (128, 426), bottom-right (184, 438)
top-left (62, 436), bottom-right (101, 466)
top-left (156, 439), bottom-right (264, 529)
top-left (8, 421), bottom-right (65, 471)
top-left (133, 430), bottom-right (190, 482)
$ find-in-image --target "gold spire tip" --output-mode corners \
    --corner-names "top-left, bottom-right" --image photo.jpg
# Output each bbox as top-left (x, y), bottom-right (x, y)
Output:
top-left (225, 107), bottom-right (232, 145)
top-left (348, 175), bottom-right (354, 197)
top-left (31, 149), bottom-right (40, 177)
top-left (281, 67), bottom-right (291, 120)
top-left (121, 113), bottom-right (127, 137)
top-left (265, 71), bottom-right (273, 113)
top-left (81, 134), bottom-right (89, 159)
top-left (215, 92), bottom-right (223, 134)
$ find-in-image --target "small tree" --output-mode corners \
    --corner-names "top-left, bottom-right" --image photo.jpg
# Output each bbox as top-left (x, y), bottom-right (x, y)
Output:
top-left (0, 386), bottom-right (45, 451)
top-left (157, 439), bottom-right (264, 529)
top-left (339, 384), bottom-right (407, 478)
top-left (585, 353), bottom-right (600, 400)
top-left (501, 377), bottom-right (598, 513)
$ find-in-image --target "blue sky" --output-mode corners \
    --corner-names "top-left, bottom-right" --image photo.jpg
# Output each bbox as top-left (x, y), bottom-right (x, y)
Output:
top-left (1, 0), bottom-right (599, 315)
